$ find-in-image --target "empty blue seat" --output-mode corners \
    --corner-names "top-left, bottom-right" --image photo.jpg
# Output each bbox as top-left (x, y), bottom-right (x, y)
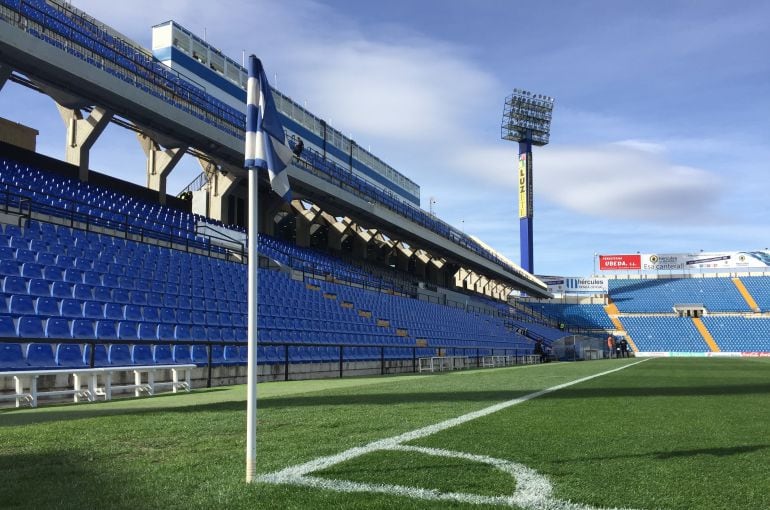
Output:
top-left (190, 344), bottom-right (209, 365)
top-left (73, 284), bottom-right (94, 300)
top-left (45, 317), bottom-right (71, 338)
top-left (4, 276), bottom-right (28, 294)
top-left (56, 343), bottom-right (85, 367)
top-left (137, 322), bottom-right (157, 341)
top-left (0, 342), bottom-right (24, 368)
top-left (176, 309), bottom-right (192, 324)
top-left (95, 320), bottom-right (117, 340)
top-left (173, 344), bottom-right (193, 364)
top-left (21, 263), bottom-right (43, 279)
top-left (82, 344), bottom-right (109, 367)
top-left (190, 325), bottom-right (206, 341)
top-left (0, 316), bottom-right (17, 338)
top-left (142, 306), bottom-right (160, 322)
top-left (174, 325), bottom-right (191, 341)
top-left (28, 279), bottom-right (50, 297)
top-left (16, 249), bottom-right (36, 263)
top-left (0, 259), bottom-right (20, 276)
top-left (113, 289), bottom-right (130, 304)
top-left (108, 344), bottom-right (131, 365)
top-left (93, 286), bottom-right (112, 302)
top-left (72, 319), bottom-right (96, 339)
top-left (152, 345), bottom-right (174, 365)
top-left (51, 281), bottom-right (73, 298)
top-left (104, 303), bottom-right (123, 320)
top-left (9, 294), bottom-right (35, 315)
top-left (64, 268), bottom-right (83, 283)
top-left (17, 315), bottom-right (43, 338)
top-left (61, 298), bottom-right (83, 318)
top-left (131, 344), bottom-right (152, 365)
top-left (26, 343), bottom-right (56, 369)
top-left (118, 321), bottom-right (138, 340)
top-left (83, 301), bottom-right (103, 319)
top-left (43, 266), bottom-right (64, 281)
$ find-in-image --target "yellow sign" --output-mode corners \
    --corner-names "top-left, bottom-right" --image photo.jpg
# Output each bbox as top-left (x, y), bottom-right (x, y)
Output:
top-left (518, 153), bottom-right (530, 218)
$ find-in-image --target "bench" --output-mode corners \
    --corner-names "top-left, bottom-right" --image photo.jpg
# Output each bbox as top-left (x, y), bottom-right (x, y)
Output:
top-left (0, 364), bottom-right (196, 408)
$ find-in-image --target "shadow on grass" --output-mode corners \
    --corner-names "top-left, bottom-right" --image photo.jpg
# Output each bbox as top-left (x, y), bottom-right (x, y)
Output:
top-left (5, 380), bottom-right (770, 428)
top-left (556, 444), bottom-right (770, 464)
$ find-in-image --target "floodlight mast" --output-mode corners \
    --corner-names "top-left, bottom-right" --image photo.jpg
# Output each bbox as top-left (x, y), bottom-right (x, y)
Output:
top-left (501, 89), bottom-right (554, 275)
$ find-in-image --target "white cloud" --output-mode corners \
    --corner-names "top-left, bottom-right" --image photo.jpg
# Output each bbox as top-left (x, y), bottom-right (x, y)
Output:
top-left (452, 141), bottom-right (723, 223)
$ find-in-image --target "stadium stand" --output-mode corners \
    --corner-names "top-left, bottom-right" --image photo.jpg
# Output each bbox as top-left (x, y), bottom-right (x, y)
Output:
top-left (608, 277), bottom-right (749, 313)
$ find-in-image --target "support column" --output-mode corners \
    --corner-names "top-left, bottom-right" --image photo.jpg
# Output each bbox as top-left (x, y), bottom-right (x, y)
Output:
top-left (351, 225), bottom-right (372, 260)
top-left (138, 133), bottom-right (187, 204)
top-left (197, 159), bottom-right (241, 222)
top-left (321, 212), bottom-right (348, 252)
top-left (0, 65), bottom-right (11, 93)
top-left (57, 105), bottom-right (113, 181)
top-left (395, 243), bottom-right (413, 273)
top-left (518, 139), bottom-right (534, 273)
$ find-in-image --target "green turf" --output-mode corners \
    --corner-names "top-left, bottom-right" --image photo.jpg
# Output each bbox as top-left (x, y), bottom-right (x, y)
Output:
top-left (1, 358), bottom-right (769, 509)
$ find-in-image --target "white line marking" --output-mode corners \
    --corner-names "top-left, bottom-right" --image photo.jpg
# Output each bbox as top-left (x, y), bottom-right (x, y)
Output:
top-left (259, 359), bottom-right (650, 509)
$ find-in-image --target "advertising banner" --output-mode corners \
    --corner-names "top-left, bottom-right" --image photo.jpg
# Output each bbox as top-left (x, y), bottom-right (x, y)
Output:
top-left (599, 254), bottom-right (641, 270)
top-left (598, 251), bottom-right (770, 271)
top-left (518, 153), bottom-right (532, 219)
top-left (540, 276), bottom-right (608, 294)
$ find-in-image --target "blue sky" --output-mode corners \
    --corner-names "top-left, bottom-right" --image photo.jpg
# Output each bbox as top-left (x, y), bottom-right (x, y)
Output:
top-left (1, 0), bottom-right (768, 277)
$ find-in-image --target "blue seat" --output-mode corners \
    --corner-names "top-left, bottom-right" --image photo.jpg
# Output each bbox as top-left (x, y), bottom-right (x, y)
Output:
top-left (28, 279), bottom-right (50, 297)
top-left (0, 259), bottom-right (20, 276)
top-left (206, 326), bottom-right (222, 342)
top-left (174, 325), bottom-right (192, 341)
top-left (118, 321), bottom-right (138, 340)
top-left (72, 319), bottom-right (96, 340)
top-left (0, 342), bottom-right (24, 368)
top-left (83, 301), bottom-right (103, 319)
top-left (51, 281), bottom-right (74, 298)
top-left (190, 344), bottom-right (209, 365)
top-left (82, 344), bottom-right (109, 367)
top-left (173, 344), bottom-right (193, 364)
top-left (176, 309), bottom-right (192, 324)
top-left (64, 268), bottom-right (83, 283)
top-left (0, 316), bottom-right (18, 338)
top-left (93, 286), bottom-right (112, 302)
top-left (142, 306), bottom-right (160, 322)
top-left (73, 284), bottom-right (94, 300)
top-left (210, 345), bottom-right (226, 365)
top-left (113, 289), bottom-right (130, 304)
top-left (131, 344), bottom-right (153, 365)
top-left (137, 322), bottom-right (157, 341)
top-left (223, 345), bottom-right (242, 365)
top-left (152, 344), bottom-right (174, 365)
top-left (56, 343), bottom-right (86, 367)
top-left (21, 263), bottom-right (43, 279)
top-left (17, 316), bottom-right (44, 338)
top-left (104, 303), bottom-right (124, 320)
top-left (61, 298), bottom-right (83, 318)
top-left (45, 317), bottom-right (71, 339)
top-left (124, 304), bottom-right (142, 321)
top-left (10, 294), bottom-right (35, 315)
top-left (16, 249), bottom-right (36, 263)
top-left (4, 276), bottom-right (28, 294)
top-left (95, 320), bottom-right (118, 340)
top-left (26, 343), bottom-right (56, 369)
top-left (43, 266), bottom-right (64, 281)
top-left (108, 344), bottom-right (132, 365)
top-left (190, 325), bottom-right (206, 342)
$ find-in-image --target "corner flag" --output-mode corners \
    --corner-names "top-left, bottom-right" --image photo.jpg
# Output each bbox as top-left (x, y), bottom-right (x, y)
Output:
top-left (245, 55), bottom-right (292, 201)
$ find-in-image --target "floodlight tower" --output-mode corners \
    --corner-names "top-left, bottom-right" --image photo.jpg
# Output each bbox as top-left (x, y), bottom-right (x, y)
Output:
top-left (501, 89), bottom-right (555, 274)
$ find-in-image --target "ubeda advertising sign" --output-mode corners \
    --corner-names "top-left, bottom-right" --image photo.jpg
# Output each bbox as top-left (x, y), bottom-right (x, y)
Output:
top-left (599, 254), bottom-right (641, 271)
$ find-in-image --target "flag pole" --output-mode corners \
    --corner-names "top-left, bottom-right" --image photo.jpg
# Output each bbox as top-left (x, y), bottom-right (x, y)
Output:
top-left (245, 55), bottom-right (259, 484)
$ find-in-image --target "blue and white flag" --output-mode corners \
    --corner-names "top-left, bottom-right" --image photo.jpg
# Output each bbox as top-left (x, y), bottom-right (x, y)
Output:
top-left (245, 55), bottom-right (292, 201)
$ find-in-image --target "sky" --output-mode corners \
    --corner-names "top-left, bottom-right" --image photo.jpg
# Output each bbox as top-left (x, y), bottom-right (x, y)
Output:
top-left (1, 0), bottom-right (768, 278)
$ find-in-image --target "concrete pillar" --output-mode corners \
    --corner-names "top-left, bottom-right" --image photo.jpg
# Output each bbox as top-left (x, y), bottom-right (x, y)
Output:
top-left (321, 212), bottom-right (348, 252)
top-left (57, 105), bottom-right (114, 181)
top-left (351, 225), bottom-right (371, 260)
top-left (138, 133), bottom-right (187, 204)
top-left (395, 243), bottom-right (413, 273)
top-left (0, 65), bottom-right (11, 93)
top-left (197, 159), bottom-right (241, 223)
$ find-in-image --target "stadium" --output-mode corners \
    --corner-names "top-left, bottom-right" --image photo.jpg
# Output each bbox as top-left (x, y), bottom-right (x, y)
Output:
top-left (1, 1), bottom-right (769, 509)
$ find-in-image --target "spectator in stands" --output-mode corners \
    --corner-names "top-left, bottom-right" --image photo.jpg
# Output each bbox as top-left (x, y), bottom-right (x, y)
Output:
top-left (620, 338), bottom-right (629, 358)
top-left (293, 138), bottom-right (304, 158)
top-left (607, 335), bottom-right (615, 358)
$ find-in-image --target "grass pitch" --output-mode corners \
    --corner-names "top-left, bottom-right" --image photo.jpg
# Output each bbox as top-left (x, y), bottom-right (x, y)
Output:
top-left (2, 358), bottom-right (769, 509)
